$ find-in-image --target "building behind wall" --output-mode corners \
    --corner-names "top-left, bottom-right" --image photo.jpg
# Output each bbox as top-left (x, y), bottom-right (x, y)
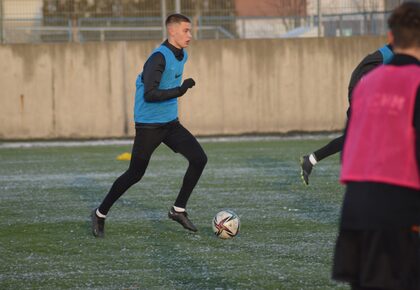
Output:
top-left (234, 0), bottom-right (395, 38)
top-left (2, 0), bottom-right (43, 43)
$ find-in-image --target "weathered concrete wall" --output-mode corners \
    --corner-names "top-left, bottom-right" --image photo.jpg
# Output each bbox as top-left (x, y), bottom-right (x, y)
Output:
top-left (0, 36), bottom-right (386, 140)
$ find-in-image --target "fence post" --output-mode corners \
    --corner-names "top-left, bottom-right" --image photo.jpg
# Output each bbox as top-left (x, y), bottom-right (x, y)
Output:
top-left (68, 19), bottom-right (72, 42)
top-left (241, 18), bottom-right (245, 38)
top-left (198, 15), bottom-right (201, 39)
top-left (193, 0), bottom-right (200, 39)
top-left (175, 0), bottom-right (181, 13)
top-left (339, 14), bottom-right (343, 36)
top-left (161, 0), bottom-right (167, 41)
top-left (72, 17), bottom-right (80, 42)
top-left (0, 0), bottom-right (3, 43)
top-left (317, 0), bottom-right (322, 37)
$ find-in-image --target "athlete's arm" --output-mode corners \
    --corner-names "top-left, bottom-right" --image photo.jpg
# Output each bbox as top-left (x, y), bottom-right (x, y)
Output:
top-left (142, 52), bottom-right (183, 102)
top-left (347, 51), bottom-right (384, 103)
top-left (346, 50), bottom-right (384, 119)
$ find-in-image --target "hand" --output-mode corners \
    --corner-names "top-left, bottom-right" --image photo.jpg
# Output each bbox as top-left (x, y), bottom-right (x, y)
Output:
top-left (179, 78), bottom-right (195, 95)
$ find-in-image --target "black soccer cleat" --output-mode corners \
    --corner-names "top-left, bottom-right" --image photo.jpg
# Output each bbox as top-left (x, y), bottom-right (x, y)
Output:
top-left (300, 155), bottom-right (313, 186)
top-left (168, 207), bottom-right (198, 232)
top-left (91, 209), bottom-right (105, 238)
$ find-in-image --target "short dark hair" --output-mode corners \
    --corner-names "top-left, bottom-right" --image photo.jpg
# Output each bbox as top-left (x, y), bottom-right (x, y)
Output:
top-left (165, 14), bottom-right (191, 26)
top-left (388, 2), bottom-right (420, 48)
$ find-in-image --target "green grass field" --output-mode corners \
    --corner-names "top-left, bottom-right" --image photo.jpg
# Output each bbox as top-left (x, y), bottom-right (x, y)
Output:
top-left (0, 137), bottom-right (349, 289)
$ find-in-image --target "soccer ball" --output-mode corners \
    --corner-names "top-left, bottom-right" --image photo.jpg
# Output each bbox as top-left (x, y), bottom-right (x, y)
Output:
top-left (212, 210), bottom-right (240, 239)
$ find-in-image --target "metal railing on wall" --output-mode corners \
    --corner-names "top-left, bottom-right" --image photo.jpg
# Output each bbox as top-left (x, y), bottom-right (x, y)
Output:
top-left (0, 0), bottom-right (401, 44)
top-left (4, 16), bottom-right (236, 43)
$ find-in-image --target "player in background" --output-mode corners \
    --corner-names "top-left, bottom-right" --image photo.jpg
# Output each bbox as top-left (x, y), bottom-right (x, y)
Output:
top-left (91, 14), bottom-right (207, 238)
top-left (300, 44), bottom-right (394, 185)
top-left (334, 2), bottom-right (420, 289)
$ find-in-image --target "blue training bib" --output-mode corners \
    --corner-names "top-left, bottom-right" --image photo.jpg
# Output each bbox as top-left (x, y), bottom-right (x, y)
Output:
top-left (134, 45), bottom-right (188, 123)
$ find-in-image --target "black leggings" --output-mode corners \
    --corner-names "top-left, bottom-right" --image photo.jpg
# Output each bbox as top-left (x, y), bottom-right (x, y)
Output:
top-left (99, 122), bottom-right (207, 215)
top-left (313, 135), bottom-right (345, 162)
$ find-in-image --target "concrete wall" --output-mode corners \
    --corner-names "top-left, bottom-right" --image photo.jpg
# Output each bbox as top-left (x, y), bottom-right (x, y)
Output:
top-left (0, 36), bottom-right (386, 140)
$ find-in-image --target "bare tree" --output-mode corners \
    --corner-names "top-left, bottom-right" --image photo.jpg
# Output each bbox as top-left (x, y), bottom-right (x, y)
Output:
top-left (265, 0), bottom-right (307, 31)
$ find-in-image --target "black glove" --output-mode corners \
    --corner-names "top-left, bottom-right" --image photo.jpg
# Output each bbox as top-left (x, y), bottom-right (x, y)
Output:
top-left (179, 78), bottom-right (195, 95)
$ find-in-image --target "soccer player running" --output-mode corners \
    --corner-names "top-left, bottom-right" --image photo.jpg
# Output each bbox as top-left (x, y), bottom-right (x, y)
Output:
top-left (300, 44), bottom-right (394, 185)
top-left (334, 2), bottom-right (420, 289)
top-left (91, 14), bottom-right (207, 237)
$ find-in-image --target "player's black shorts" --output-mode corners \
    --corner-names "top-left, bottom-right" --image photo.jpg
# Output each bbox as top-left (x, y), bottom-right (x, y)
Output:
top-left (332, 228), bottom-right (420, 289)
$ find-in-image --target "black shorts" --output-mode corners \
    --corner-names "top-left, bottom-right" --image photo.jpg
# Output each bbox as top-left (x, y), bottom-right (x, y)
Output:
top-left (332, 228), bottom-right (420, 289)
top-left (133, 120), bottom-right (204, 159)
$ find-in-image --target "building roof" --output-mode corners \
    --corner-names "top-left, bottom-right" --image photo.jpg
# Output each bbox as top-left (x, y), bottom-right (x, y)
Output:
top-left (235, 0), bottom-right (307, 17)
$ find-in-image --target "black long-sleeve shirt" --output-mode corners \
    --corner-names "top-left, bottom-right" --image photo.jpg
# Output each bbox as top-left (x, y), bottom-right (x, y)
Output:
top-left (346, 46), bottom-right (392, 119)
top-left (142, 40), bottom-right (185, 102)
top-left (347, 46), bottom-right (393, 103)
top-left (341, 54), bottom-right (420, 230)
